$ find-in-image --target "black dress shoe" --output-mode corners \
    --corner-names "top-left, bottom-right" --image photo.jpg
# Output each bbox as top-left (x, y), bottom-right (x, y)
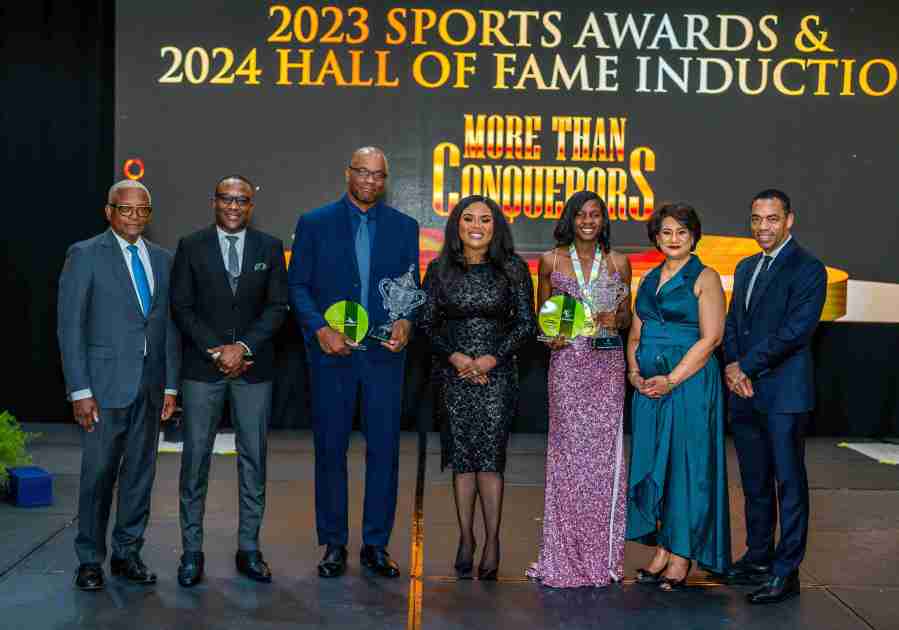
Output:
top-left (725, 554), bottom-right (772, 584)
top-left (74, 564), bottom-right (104, 591)
top-left (748, 572), bottom-right (800, 605)
top-left (360, 545), bottom-right (400, 578)
top-left (178, 551), bottom-right (205, 587)
top-left (236, 550), bottom-right (272, 582)
top-left (318, 545), bottom-right (348, 578)
top-left (110, 554), bottom-right (157, 584)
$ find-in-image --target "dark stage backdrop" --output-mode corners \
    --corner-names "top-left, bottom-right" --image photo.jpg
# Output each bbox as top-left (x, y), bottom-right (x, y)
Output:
top-left (114, 2), bottom-right (899, 286)
top-left (110, 2), bottom-right (899, 436)
top-left (4, 2), bottom-right (897, 435)
top-left (2, 2), bottom-right (113, 422)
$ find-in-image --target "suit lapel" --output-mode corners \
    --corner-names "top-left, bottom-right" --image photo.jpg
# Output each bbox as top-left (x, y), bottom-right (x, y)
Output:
top-left (339, 200), bottom-right (362, 286)
top-left (104, 229), bottom-right (145, 317)
top-left (738, 253), bottom-right (762, 314)
top-left (236, 228), bottom-right (260, 298)
top-left (146, 240), bottom-right (164, 313)
top-left (747, 238), bottom-right (797, 316)
top-left (369, 206), bottom-right (389, 304)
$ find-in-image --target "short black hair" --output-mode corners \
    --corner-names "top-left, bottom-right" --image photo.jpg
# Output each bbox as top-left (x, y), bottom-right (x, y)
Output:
top-left (216, 174), bottom-right (255, 193)
top-left (647, 203), bottom-right (702, 252)
top-left (553, 191), bottom-right (611, 253)
top-left (751, 188), bottom-right (791, 214)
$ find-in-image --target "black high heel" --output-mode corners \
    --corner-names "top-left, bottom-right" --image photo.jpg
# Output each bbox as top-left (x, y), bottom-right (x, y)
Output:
top-left (636, 551), bottom-right (670, 584)
top-left (659, 560), bottom-right (692, 591)
top-left (454, 539), bottom-right (476, 580)
top-left (635, 565), bottom-right (667, 584)
top-left (478, 540), bottom-right (500, 581)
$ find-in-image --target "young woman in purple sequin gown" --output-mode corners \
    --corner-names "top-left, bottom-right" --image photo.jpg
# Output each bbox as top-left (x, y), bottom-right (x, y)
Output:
top-left (527, 191), bottom-right (632, 588)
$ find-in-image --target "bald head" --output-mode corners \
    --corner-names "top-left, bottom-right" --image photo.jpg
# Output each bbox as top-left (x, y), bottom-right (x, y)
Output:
top-left (108, 179), bottom-right (152, 206)
top-left (346, 146), bottom-right (389, 210)
top-left (350, 146), bottom-right (389, 174)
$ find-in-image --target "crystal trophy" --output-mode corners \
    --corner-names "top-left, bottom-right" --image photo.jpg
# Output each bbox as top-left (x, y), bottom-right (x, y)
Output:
top-left (585, 261), bottom-right (629, 350)
top-left (368, 264), bottom-right (427, 342)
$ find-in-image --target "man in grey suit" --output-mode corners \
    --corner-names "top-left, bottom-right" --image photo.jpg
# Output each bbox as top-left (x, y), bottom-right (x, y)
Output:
top-left (58, 180), bottom-right (180, 591)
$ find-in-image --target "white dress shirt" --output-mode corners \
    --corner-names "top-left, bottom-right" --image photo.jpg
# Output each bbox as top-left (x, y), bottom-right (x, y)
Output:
top-left (745, 235), bottom-right (792, 308)
top-left (71, 231), bottom-right (176, 401)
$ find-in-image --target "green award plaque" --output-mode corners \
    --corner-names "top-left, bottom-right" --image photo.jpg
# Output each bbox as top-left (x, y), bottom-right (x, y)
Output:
top-left (538, 295), bottom-right (587, 342)
top-left (324, 300), bottom-right (369, 348)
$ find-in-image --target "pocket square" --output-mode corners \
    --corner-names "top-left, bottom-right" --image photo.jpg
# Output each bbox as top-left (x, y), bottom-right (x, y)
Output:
top-left (254, 262), bottom-right (268, 271)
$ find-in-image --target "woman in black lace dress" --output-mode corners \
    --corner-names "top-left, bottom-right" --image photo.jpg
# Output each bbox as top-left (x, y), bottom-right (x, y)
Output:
top-left (418, 195), bottom-right (536, 580)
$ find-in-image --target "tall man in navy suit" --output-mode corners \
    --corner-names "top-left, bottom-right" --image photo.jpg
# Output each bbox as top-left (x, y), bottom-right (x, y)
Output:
top-left (289, 147), bottom-right (420, 578)
top-left (723, 189), bottom-right (827, 604)
top-left (58, 180), bottom-right (180, 591)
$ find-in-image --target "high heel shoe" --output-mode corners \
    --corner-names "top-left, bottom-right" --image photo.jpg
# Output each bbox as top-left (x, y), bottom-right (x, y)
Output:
top-left (636, 551), bottom-right (670, 584)
top-left (635, 565), bottom-right (667, 585)
top-left (659, 560), bottom-right (692, 591)
top-left (478, 540), bottom-right (500, 581)
top-left (454, 540), bottom-right (476, 580)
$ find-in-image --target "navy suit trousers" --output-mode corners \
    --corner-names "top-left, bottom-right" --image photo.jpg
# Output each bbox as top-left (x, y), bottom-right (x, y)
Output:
top-left (730, 410), bottom-right (810, 576)
top-left (309, 353), bottom-right (404, 548)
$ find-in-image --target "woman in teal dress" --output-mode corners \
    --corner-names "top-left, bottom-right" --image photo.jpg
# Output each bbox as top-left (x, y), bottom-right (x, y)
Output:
top-left (626, 202), bottom-right (731, 590)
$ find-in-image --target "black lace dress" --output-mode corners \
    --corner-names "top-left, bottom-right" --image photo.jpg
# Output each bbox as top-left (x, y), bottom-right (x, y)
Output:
top-left (418, 258), bottom-right (536, 473)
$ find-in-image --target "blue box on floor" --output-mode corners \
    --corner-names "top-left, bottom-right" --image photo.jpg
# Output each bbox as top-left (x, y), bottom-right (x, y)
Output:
top-left (7, 466), bottom-right (53, 507)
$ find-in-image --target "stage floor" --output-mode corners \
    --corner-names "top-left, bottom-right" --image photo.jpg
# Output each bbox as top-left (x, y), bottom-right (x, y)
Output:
top-left (2, 425), bottom-right (897, 630)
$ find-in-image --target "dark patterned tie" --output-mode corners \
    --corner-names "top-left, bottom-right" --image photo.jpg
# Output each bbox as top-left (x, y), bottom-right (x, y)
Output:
top-left (226, 235), bottom-right (240, 294)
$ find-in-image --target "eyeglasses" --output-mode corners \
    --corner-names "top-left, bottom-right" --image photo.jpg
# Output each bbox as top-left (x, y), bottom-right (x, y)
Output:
top-left (750, 215), bottom-right (783, 227)
top-left (215, 194), bottom-right (252, 209)
top-left (110, 204), bottom-right (152, 218)
top-left (348, 166), bottom-right (388, 182)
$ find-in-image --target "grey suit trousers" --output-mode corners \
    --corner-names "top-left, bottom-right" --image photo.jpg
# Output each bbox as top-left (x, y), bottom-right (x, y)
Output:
top-left (75, 373), bottom-right (161, 565)
top-left (179, 378), bottom-right (272, 552)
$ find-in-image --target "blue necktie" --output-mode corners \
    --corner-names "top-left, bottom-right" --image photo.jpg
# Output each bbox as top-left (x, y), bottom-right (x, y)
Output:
top-left (355, 214), bottom-right (370, 311)
top-left (127, 244), bottom-right (152, 316)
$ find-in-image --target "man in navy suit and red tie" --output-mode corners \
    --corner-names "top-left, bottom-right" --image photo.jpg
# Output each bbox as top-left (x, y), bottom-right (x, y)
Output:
top-left (288, 147), bottom-right (420, 579)
top-left (723, 189), bottom-right (827, 604)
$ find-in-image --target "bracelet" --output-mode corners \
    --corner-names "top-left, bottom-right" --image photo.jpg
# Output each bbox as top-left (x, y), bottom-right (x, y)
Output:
top-left (628, 369), bottom-right (640, 376)
top-left (665, 375), bottom-right (676, 390)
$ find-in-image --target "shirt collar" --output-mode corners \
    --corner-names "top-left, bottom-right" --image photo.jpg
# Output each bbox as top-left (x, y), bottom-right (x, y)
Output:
top-left (344, 194), bottom-right (378, 221)
top-left (216, 225), bottom-right (247, 242)
top-left (111, 230), bottom-right (146, 254)
top-left (765, 234), bottom-right (792, 261)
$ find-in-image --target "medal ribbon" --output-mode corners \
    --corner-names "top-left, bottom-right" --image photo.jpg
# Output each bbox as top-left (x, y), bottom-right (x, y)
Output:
top-left (570, 243), bottom-right (601, 336)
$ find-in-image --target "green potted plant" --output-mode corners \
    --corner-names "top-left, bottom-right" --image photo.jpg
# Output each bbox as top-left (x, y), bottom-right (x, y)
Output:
top-left (0, 410), bottom-right (38, 496)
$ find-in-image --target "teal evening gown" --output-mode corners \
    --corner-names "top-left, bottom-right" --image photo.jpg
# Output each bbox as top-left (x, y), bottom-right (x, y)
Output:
top-left (626, 255), bottom-right (731, 573)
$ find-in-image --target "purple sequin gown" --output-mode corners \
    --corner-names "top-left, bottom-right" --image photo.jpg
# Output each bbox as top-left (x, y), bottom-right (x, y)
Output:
top-left (527, 271), bottom-right (628, 588)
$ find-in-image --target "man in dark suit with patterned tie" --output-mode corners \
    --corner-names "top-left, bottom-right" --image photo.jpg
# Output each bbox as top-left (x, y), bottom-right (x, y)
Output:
top-left (723, 189), bottom-right (827, 604)
top-left (289, 147), bottom-right (420, 578)
top-left (170, 175), bottom-right (288, 586)
top-left (58, 180), bottom-right (181, 591)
